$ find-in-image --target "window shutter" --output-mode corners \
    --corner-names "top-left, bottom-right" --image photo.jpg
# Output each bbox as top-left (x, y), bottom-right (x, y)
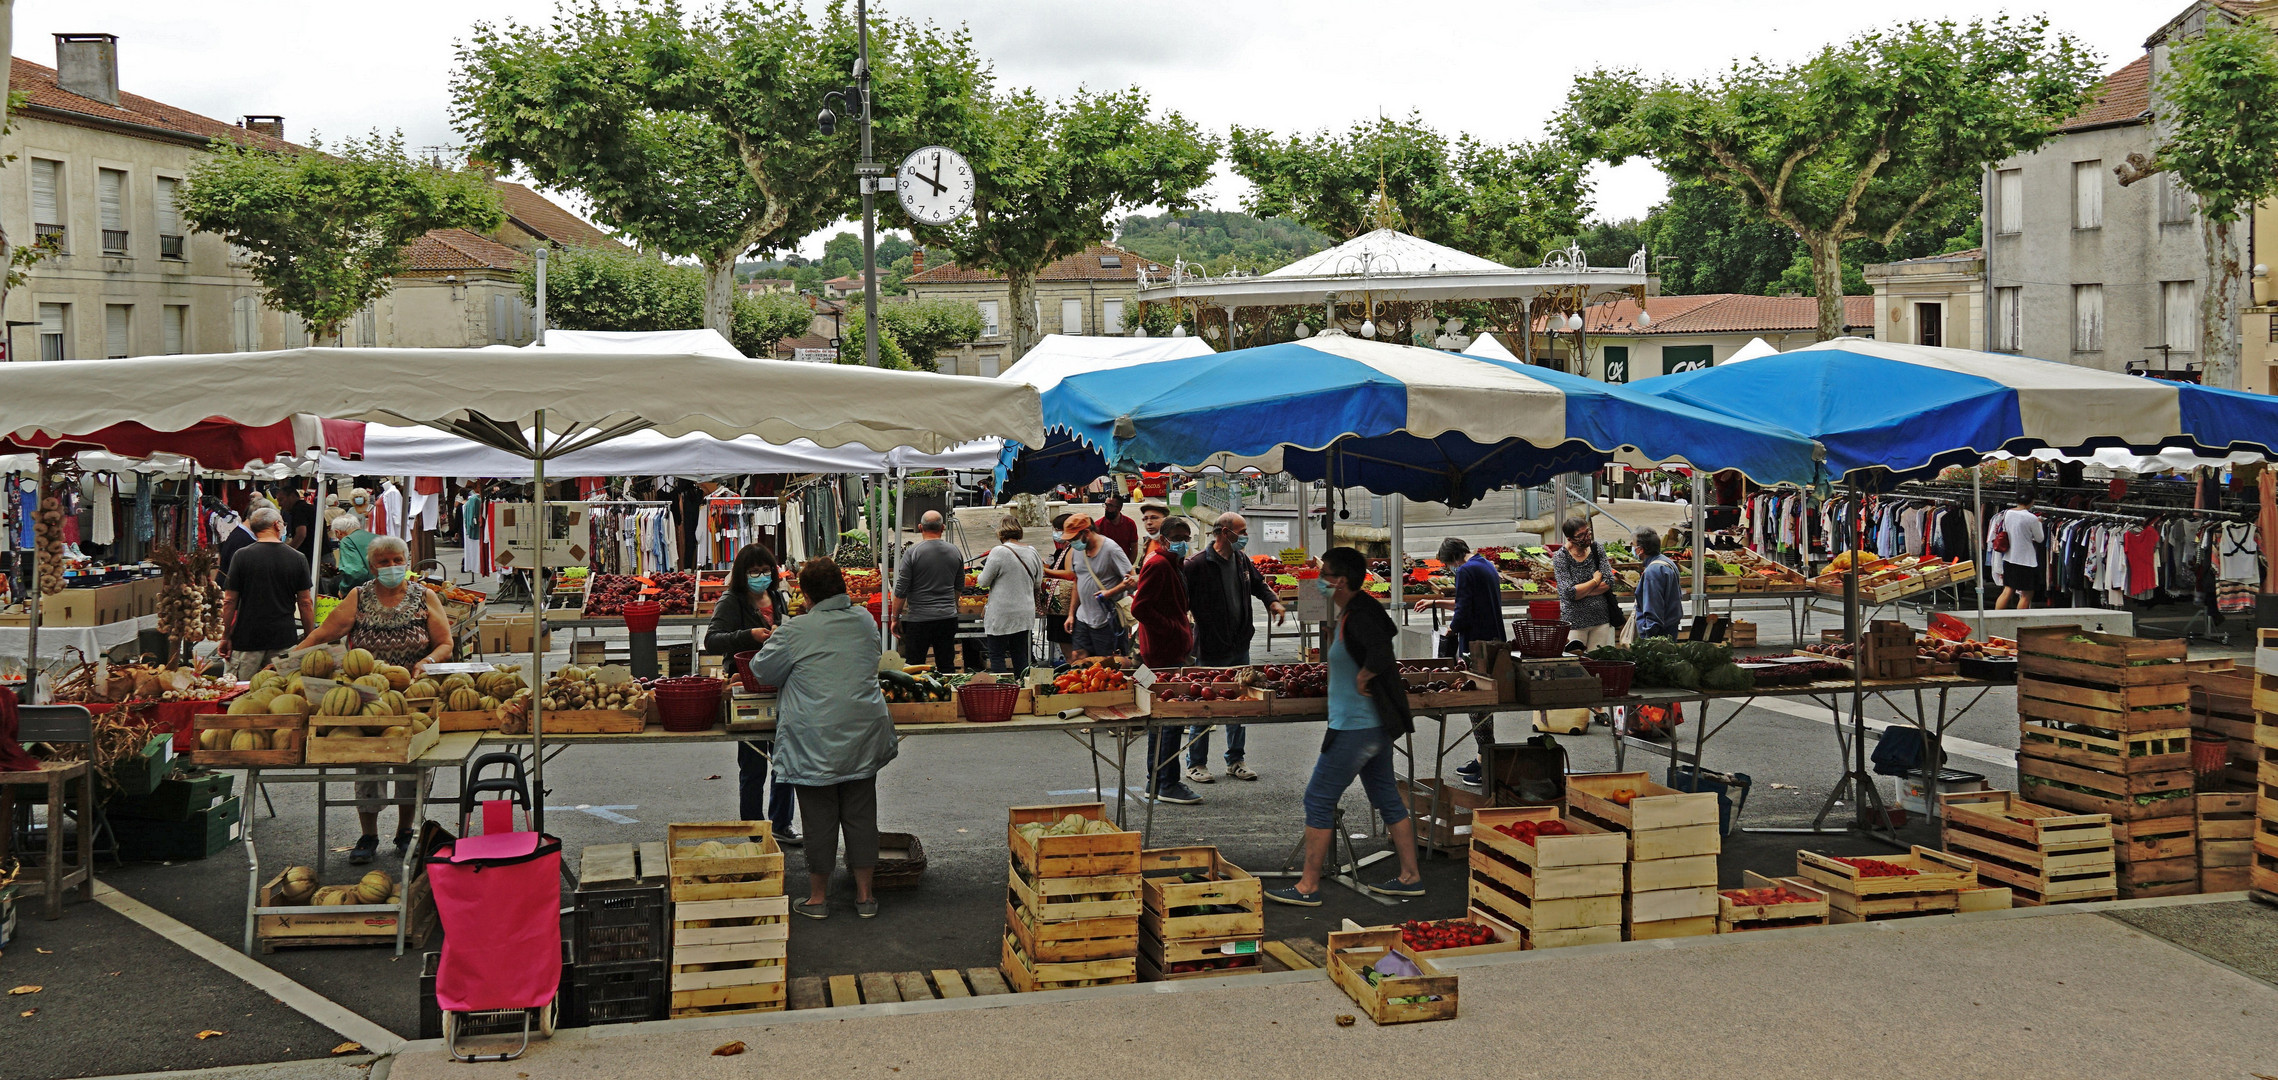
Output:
top-left (2072, 162), bottom-right (2101, 229)
top-left (105, 305), bottom-right (130, 358)
top-left (1062, 298), bottom-right (1083, 335)
top-left (155, 177), bottom-right (180, 234)
top-left (98, 169), bottom-right (125, 230)
top-left (31, 160), bottom-right (60, 224)
top-left (163, 306), bottom-right (186, 355)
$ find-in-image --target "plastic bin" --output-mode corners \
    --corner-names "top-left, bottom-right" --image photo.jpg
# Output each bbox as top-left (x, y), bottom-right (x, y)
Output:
top-left (1666, 766), bottom-right (1751, 836)
top-left (568, 958), bottom-right (665, 1027)
top-left (571, 884), bottom-right (667, 966)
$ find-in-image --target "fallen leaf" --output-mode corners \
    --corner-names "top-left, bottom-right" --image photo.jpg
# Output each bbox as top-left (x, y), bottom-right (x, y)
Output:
top-left (19, 1009), bottom-right (35, 1017)
top-left (106, 972), bottom-right (120, 977)
top-left (197, 1030), bottom-right (227, 1040)
top-left (1334, 1014), bottom-right (1355, 1027)
top-left (332, 1042), bottom-right (364, 1055)
top-left (712, 1041), bottom-right (746, 1057)
top-left (33, 948), bottom-right (51, 955)
top-left (704, 774), bottom-right (721, 780)
top-left (7, 987), bottom-right (39, 996)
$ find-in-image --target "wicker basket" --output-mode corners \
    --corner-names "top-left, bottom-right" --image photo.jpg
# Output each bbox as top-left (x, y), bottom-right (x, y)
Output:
top-left (957, 682), bottom-right (1021, 723)
top-left (873, 832), bottom-right (927, 889)
top-left (1511, 619), bottom-right (1572, 658)
top-left (1581, 659), bottom-right (1635, 698)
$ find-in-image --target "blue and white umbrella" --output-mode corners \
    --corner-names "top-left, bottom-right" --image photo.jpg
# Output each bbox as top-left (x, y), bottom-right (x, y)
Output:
top-left (1000, 336), bottom-right (1821, 505)
top-left (1632, 338), bottom-right (2278, 485)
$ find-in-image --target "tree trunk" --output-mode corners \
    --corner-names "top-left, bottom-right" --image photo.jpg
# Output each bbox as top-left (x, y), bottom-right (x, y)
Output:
top-left (1806, 233), bottom-right (1847, 341)
top-left (2199, 211), bottom-right (2245, 390)
top-left (703, 256), bottom-right (736, 336)
top-left (1007, 269), bottom-right (1039, 361)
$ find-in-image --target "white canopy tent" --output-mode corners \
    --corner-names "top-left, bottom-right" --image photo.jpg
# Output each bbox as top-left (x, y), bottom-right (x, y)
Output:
top-left (1724, 337), bottom-right (1781, 363)
top-left (994, 333), bottom-right (1216, 392)
top-left (1461, 332), bottom-right (1522, 362)
top-left (1134, 229), bottom-right (1650, 308)
top-left (317, 426), bottom-right (1004, 478)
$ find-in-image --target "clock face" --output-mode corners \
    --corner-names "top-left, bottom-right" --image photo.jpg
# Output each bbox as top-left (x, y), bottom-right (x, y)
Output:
top-left (895, 146), bottom-right (975, 226)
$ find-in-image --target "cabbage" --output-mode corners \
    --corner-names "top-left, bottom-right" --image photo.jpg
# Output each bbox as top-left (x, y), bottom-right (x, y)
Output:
top-left (1701, 664), bottom-right (1755, 692)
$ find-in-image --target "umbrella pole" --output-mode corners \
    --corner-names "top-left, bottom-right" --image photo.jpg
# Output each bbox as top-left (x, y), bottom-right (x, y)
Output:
top-left (530, 409), bottom-right (548, 835)
top-left (1971, 465), bottom-right (1986, 633)
top-left (25, 450), bottom-right (45, 702)
top-left (1690, 474), bottom-right (1705, 621)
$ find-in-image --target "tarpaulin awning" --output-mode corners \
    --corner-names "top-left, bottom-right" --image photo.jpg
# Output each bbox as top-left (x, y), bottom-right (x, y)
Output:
top-left (0, 416), bottom-right (362, 472)
top-left (323, 425), bottom-right (1002, 478)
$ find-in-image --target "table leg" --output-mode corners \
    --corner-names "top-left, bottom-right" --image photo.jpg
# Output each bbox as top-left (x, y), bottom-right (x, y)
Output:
top-left (243, 767), bottom-right (264, 955)
top-left (77, 767), bottom-right (94, 903)
top-left (43, 772), bottom-right (62, 918)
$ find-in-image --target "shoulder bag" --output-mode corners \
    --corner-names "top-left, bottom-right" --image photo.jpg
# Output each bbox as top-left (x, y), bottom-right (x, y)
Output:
top-left (1078, 548), bottom-right (1137, 630)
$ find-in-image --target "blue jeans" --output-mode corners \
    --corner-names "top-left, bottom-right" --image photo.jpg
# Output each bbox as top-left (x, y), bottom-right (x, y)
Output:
top-left (985, 632), bottom-right (1031, 675)
top-left (1301, 726), bottom-right (1408, 831)
top-left (737, 741), bottom-right (796, 833)
top-left (1190, 644), bottom-right (1250, 766)
top-left (1144, 725), bottom-right (1184, 793)
top-left (1071, 618), bottom-right (1122, 657)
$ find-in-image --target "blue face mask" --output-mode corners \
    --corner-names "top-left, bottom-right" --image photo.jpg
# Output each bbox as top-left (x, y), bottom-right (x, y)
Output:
top-left (747, 573), bottom-right (773, 593)
top-left (1232, 533), bottom-right (1249, 551)
top-left (1167, 541), bottom-right (1189, 559)
top-left (375, 566), bottom-right (408, 588)
top-left (1314, 577), bottom-right (1336, 598)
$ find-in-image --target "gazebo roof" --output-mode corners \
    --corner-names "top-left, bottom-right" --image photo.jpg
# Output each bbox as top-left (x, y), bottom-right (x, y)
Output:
top-left (1134, 227), bottom-right (1647, 308)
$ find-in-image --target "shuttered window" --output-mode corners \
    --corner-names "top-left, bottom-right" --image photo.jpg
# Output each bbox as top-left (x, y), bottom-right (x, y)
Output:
top-left (156, 177), bottom-right (185, 258)
top-left (233, 296), bottom-right (259, 352)
top-left (2162, 281), bottom-right (2197, 351)
top-left (105, 305), bottom-right (131, 358)
top-left (31, 159), bottom-right (64, 248)
top-left (2072, 285), bottom-right (2103, 352)
top-left (99, 168), bottom-right (128, 254)
top-left (1103, 298), bottom-right (1124, 334)
top-left (2072, 162), bottom-right (2102, 229)
top-left (1061, 298), bottom-right (1083, 335)
top-left (1995, 169), bottom-right (2024, 235)
top-left (163, 305), bottom-right (187, 355)
top-left (1994, 287), bottom-right (2021, 351)
top-left (38, 303), bottom-right (67, 361)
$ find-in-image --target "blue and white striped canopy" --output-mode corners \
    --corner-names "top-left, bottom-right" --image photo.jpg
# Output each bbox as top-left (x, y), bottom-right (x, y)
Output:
top-left (1631, 338), bottom-right (2278, 485)
top-left (1000, 336), bottom-right (1821, 505)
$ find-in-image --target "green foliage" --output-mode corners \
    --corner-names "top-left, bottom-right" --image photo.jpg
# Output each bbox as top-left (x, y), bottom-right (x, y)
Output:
top-left (1120, 302), bottom-right (1195, 340)
top-left (1228, 112), bottom-right (1590, 265)
top-left (2158, 17), bottom-right (2278, 227)
top-left (1636, 179), bottom-right (1797, 295)
top-left (180, 131), bottom-right (504, 342)
top-left (1114, 210), bottom-right (1331, 274)
top-left (878, 298), bottom-right (982, 372)
top-left (732, 290), bottom-right (816, 357)
top-left (523, 244), bottom-right (818, 356)
top-left (1564, 16), bottom-right (2099, 337)
top-left (838, 308), bottom-right (912, 370)
top-left (1770, 248), bottom-right (1869, 296)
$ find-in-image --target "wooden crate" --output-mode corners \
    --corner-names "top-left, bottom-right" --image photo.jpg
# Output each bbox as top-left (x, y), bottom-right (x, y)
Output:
top-left (2115, 857), bottom-right (2201, 898)
top-left (1796, 847), bottom-right (1974, 919)
top-left (670, 893), bottom-right (789, 1018)
top-left (1956, 885), bottom-right (2014, 912)
top-left (2018, 723), bottom-right (2191, 773)
top-left (1399, 909), bottom-right (1526, 959)
top-left (2016, 756), bottom-right (2195, 821)
top-left (2111, 815), bottom-right (2198, 864)
top-left (1628, 914), bottom-right (1716, 940)
top-left (1137, 927), bottom-right (1264, 980)
top-left (1000, 933), bottom-right (1137, 992)
top-left (539, 708), bottom-right (647, 734)
top-left (1400, 776), bottom-right (1485, 851)
top-left (303, 715), bottom-right (442, 765)
top-left (1139, 847), bottom-right (1262, 942)
top-left (1471, 806), bottom-right (1629, 870)
top-left (2199, 791), bottom-right (2258, 841)
top-left (1402, 670), bottom-right (1501, 711)
top-left (1326, 928), bottom-right (1458, 1024)
top-left (2202, 865), bottom-right (2254, 892)
top-left (1032, 686), bottom-right (1138, 714)
top-left (190, 710), bottom-right (306, 767)
top-left (1565, 771), bottom-right (1721, 833)
top-left (2018, 677), bottom-right (2192, 733)
top-left (255, 869), bottom-right (398, 948)
top-left (666, 821), bottom-right (785, 902)
top-left (1626, 886), bottom-right (1719, 926)
top-left (1524, 925), bottom-right (1624, 949)
top-left (1007, 860), bottom-right (1143, 923)
top-left (433, 709), bottom-right (497, 733)
top-left (1717, 872), bottom-right (1830, 933)
top-left (1008, 803), bottom-right (1141, 879)
top-left (1628, 853), bottom-right (1720, 892)
top-left (1469, 808), bottom-right (1625, 932)
top-left (1140, 672), bottom-right (1273, 718)
top-left (2017, 625), bottom-right (2191, 687)
top-left (1006, 899), bottom-right (1138, 963)
top-left (887, 700), bottom-right (961, 724)
top-left (1938, 791), bottom-right (2116, 905)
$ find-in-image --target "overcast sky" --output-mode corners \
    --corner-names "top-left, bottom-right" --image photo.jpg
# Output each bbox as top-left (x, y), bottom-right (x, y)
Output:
top-left (21, 0), bottom-right (2165, 257)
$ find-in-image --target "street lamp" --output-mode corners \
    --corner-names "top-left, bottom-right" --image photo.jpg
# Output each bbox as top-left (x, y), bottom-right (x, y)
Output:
top-left (817, 0), bottom-right (882, 368)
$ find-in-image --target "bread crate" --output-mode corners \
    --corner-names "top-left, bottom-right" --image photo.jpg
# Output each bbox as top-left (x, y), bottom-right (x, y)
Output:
top-left (1717, 872), bottom-right (1829, 933)
top-left (1938, 791), bottom-right (2116, 905)
top-left (1326, 928), bottom-right (1458, 1024)
top-left (669, 893), bottom-right (789, 1017)
top-left (1138, 847), bottom-right (1262, 942)
top-left (1795, 847), bottom-right (1975, 921)
top-left (1468, 807), bottom-right (1625, 938)
top-left (1008, 802), bottom-right (1141, 879)
top-left (665, 822), bottom-right (784, 902)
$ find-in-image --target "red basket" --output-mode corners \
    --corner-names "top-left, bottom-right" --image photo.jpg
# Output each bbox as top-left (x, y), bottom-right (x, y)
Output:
top-left (1526, 600), bottom-right (1564, 623)
top-left (1581, 659), bottom-right (1635, 698)
top-left (2192, 732), bottom-right (2230, 777)
top-left (1511, 619), bottom-right (1572, 658)
top-left (622, 600), bottom-right (663, 634)
top-left (957, 683), bottom-right (1021, 724)
top-left (652, 676), bottom-right (725, 732)
top-left (731, 650), bottom-right (764, 694)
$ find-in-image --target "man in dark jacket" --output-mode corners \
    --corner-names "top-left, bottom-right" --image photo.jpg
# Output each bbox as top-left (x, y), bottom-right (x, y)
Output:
top-left (1412, 536), bottom-right (1504, 786)
top-left (1180, 512), bottom-right (1286, 783)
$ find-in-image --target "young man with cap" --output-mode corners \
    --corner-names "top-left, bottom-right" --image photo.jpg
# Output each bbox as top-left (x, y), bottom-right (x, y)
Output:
top-left (1413, 536), bottom-right (1505, 785)
top-left (1043, 513), bottom-right (1134, 663)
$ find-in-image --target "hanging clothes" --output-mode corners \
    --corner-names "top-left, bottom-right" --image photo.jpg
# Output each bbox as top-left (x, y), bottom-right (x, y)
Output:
top-left (2216, 522), bottom-right (2262, 614)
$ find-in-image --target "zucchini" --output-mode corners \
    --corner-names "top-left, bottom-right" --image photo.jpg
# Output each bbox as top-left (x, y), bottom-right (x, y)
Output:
top-left (881, 669), bottom-right (920, 691)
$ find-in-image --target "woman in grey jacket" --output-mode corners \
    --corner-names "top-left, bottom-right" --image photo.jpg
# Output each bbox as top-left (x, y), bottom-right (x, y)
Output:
top-left (750, 557), bottom-right (899, 919)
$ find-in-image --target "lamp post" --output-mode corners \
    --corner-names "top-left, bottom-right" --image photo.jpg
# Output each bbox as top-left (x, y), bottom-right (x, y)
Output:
top-left (818, 0), bottom-right (882, 369)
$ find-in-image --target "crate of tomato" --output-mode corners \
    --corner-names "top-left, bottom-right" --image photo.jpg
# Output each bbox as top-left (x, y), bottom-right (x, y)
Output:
top-left (1393, 911), bottom-right (1524, 957)
top-left (1716, 871), bottom-right (1830, 932)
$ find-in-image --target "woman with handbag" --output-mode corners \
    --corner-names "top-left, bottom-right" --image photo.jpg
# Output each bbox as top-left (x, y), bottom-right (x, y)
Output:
top-left (1042, 512), bottom-right (1133, 663)
top-left (1041, 514), bottom-right (1077, 664)
top-left (975, 517), bottom-right (1043, 675)
top-left (1553, 516), bottom-right (1622, 650)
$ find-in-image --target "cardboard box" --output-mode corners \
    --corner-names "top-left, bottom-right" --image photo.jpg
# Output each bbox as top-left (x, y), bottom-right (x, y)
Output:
top-left (480, 616), bottom-right (549, 657)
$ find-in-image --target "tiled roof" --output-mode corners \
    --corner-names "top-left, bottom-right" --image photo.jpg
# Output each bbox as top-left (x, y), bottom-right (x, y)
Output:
top-left (1542, 294), bottom-right (1873, 335)
top-left (903, 243), bottom-right (1158, 285)
top-left (10, 56), bottom-right (297, 151)
top-left (773, 331), bottom-right (834, 358)
top-left (491, 180), bottom-right (623, 249)
top-left (2059, 55), bottom-right (2151, 132)
top-left (399, 229), bottom-right (528, 276)
top-left (1877, 248), bottom-right (1984, 266)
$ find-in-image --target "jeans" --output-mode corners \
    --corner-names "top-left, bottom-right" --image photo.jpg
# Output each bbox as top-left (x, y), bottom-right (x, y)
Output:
top-left (985, 632), bottom-right (1031, 676)
top-left (794, 776), bottom-right (880, 877)
top-left (900, 618), bottom-right (960, 671)
top-left (736, 741), bottom-right (796, 834)
top-left (1070, 617), bottom-right (1122, 657)
top-left (1468, 711), bottom-right (1497, 757)
top-left (1301, 726), bottom-right (1408, 831)
top-left (1189, 645), bottom-right (1250, 765)
top-left (1144, 726), bottom-right (1184, 793)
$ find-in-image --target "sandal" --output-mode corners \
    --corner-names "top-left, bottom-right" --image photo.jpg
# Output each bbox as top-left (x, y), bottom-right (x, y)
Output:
top-left (1226, 763), bottom-right (1259, 782)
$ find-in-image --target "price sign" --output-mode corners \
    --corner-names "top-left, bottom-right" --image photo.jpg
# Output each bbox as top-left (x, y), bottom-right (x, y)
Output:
top-left (1603, 354), bottom-right (1629, 383)
top-left (1262, 520), bottom-right (1291, 543)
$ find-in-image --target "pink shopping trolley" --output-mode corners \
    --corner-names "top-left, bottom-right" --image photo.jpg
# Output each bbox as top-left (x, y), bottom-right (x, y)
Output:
top-left (425, 753), bottom-right (562, 1060)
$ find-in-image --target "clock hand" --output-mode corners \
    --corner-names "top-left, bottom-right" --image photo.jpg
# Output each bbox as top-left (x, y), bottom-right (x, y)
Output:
top-left (920, 160), bottom-right (947, 196)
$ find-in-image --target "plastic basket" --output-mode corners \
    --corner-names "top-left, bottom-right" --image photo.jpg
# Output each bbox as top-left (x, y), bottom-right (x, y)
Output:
top-left (621, 600), bottom-right (662, 634)
top-left (1581, 659), bottom-right (1635, 697)
top-left (651, 676), bottom-right (724, 732)
top-left (957, 682), bottom-right (1020, 723)
top-left (1511, 619), bottom-right (1571, 658)
top-left (1526, 600), bottom-right (1564, 623)
top-left (873, 831), bottom-right (928, 889)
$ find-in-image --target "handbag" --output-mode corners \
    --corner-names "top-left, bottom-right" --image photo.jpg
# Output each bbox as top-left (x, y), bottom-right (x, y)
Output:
top-left (1038, 546), bottom-right (1073, 618)
top-left (1078, 549), bottom-right (1136, 630)
top-left (1991, 511), bottom-right (2012, 554)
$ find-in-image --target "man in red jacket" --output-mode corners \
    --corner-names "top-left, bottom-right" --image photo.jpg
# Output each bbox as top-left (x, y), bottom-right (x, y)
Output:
top-left (1132, 518), bottom-right (1201, 805)
top-left (1093, 492), bottom-right (1141, 561)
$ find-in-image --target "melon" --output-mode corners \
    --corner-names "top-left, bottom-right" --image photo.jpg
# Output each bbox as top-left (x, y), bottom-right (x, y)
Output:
top-left (286, 675), bottom-right (306, 697)
top-left (356, 870), bottom-right (394, 903)
top-left (406, 678), bottom-right (440, 700)
top-left (229, 730), bottom-right (260, 751)
top-left (319, 686), bottom-right (363, 716)
top-left (249, 670), bottom-right (283, 692)
top-left (279, 866), bottom-right (317, 904)
top-left (440, 673), bottom-right (475, 695)
top-left (298, 650), bottom-right (335, 680)
top-left (353, 673), bottom-right (391, 694)
top-left (341, 648), bottom-right (376, 679)
top-left (360, 702), bottom-right (390, 717)
top-left (228, 694), bottom-right (265, 716)
top-left (448, 687), bottom-right (483, 712)
top-left (380, 725), bottom-right (409, 739)
top-left (479, 695), bottom-right (499, 711)
top-left (378, 690), bottom-right (407, 714)
top-left (246, 688), bottom-right (280, 710)
top-left (268, 693), bottom-right (307, 715)
top-left (198, 728), bottom-right (224, 750)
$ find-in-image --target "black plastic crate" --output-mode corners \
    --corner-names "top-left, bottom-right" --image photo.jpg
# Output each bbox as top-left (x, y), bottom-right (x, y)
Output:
top-left (418, 941), bottom-right (573, 1040)
top-left (568, 958), bottom-right (665, 1027)
top-left (112, 796), bottom-right (241, 861)
top-left (109, 769), bottom-right (235, 822)
top-left (571, 883), bottom-right (667, 965)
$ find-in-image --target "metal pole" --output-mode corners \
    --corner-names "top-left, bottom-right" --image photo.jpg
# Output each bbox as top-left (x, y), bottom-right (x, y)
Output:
top-left (534, 246), bottom-right (548, 347)
top-left (856, 0), bottom-right (880, 369)
top-left (1690, 474), bottom-right (1706, 619)
top-left (1389, 493), bottom-right (1405, 625)
top-left (529, 410), bottom-right (548, 834)
top-left (25, 451), bottom-right (44, 701)
top-left (1971, 465), bottom-right (1986, 633)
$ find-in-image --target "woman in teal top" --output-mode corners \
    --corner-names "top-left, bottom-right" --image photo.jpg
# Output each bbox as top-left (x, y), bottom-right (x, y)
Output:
top-left (1265, 546), bottom-right (1425, 907)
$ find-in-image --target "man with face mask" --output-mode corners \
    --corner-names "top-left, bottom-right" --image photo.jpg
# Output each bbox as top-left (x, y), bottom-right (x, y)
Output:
top-left (1132, 518), bottom-right (1201, 804)
top-left (1179, 512), bottom-right (1286, 783)
top-left (1094, 492), bottom-right (1140, 562)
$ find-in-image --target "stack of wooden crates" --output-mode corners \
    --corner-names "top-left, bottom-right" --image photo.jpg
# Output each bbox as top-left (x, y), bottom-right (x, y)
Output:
top-left (1564, 771), bottom-right (1721, 939)
top-left (1937, 790), bottom-right (2115, 905)
top-left (1136, 846), bottom-right (1263, 980)
top-left (665, 822), bottom-right (788, 1018)
top-left (1468, 806), bottom-right (1626, 948)
top-left (2015, 626), bottom-right (2199, 898)
top-left (2257, 669), bottom-right (2278, 899)
top-left (1003, 802), bottom-right (1142, 991)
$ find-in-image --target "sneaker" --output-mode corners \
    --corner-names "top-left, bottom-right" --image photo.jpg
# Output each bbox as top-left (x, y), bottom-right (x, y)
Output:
top-left (1455, 760), bottom-right (1484, 784)
top-left (856, 899), bottom-right (879, 919)
top-left (1265, 884), bottom-right (1324, 907)
top-left (348, 834), bottom-right (379, 866)
top-left (391, 830), bottom-right (415, 857)
top-left (794, 899), bottom-right (829, 920)
top-left (1369, 877), bottom-right (1426, 898)
top-left (773, 826), bottom-right (802, 848)
top-left (1226, 763), bottom-right (1259, 782)
top-left (1152, 782), bottom-right (1203, 805)
top-left (1185, 765), bottom-right (1215, 785)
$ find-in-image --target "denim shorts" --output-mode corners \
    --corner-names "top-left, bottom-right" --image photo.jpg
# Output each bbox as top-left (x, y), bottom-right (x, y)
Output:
top-left (1301, 726), bottom-right (1408, 831)
top-left (1070, 617), bottom-right (1122, 657)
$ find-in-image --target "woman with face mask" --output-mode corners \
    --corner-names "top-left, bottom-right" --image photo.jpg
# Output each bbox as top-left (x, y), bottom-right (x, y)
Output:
top-left (291, 534), bottom-right (454, 864)
top-left (327, 513), bottom-right (376, 593)
top-left (975, 517), bottom-right (1043, 677)
top-left (706, 544), bottom-right (798, 845)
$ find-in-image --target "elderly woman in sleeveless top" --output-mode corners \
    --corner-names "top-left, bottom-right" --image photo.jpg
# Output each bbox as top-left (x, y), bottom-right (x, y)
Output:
top-left (294, 534), bottom-right (454, 864)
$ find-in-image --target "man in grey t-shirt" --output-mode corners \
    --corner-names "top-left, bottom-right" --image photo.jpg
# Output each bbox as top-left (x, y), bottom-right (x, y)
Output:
top-left (891, 511), bottom-right (967, 671)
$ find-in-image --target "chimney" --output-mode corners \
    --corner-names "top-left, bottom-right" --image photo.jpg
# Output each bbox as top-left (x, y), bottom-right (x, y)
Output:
top-left (911, 247), bottom-right (925, 276)
top-left (55, 33), bottom-right (120, 107)
top-left (242, 115), bottom-right (286, 140)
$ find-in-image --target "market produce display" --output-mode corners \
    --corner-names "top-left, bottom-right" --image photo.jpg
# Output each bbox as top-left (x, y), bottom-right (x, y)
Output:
top-left (538, 665), bottom-right (647, 711)
top-left (151, 544), bottom-right (223, 643)
top-left (1397, 919), bottom-right (1497, 952)
top-left (1050, 660), bottom-right (1128, 695)
top-left (1830, 856), bottom-right (1918, 878)
top-left (1147, 669), bottom-right (1246, 702)
top-left (1251, 662), bottom-right (1325, 699)
top-left (272, 866), bottom-right (400, 907)
top-left (1587, 638), bottom-right (1753, 692)
top-left (880, 666), bottom-right (953, 703)
top-left (1719, 885), bottom-right (1818, 907)
top-left (582, 572), bottom-right (696, 616)
top-left (1488, 817), bottom-right (1571, 843)
top-left (31, 488), bottom-right (65, 597)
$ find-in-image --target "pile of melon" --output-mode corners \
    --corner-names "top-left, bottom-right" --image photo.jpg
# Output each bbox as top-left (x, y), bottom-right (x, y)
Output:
top-left (413, 666), bottom-right (526, 715)
top-left (274, 865), bottom-right (400, 907)
top-left (298, 648), bottom-right (432, 739)
top-left (684, 839), bottom-right (774, 883)
top-left (203, 669), bottom-right (309, 751)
